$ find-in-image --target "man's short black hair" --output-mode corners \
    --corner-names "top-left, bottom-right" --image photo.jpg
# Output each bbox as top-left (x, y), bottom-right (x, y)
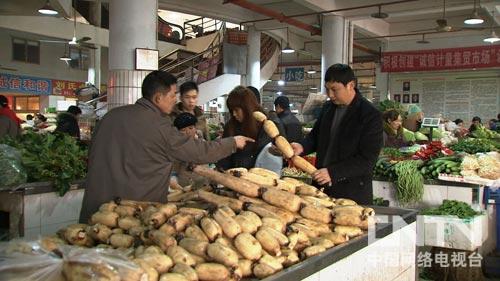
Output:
top-left (67, 105), bottom-right (82, 115)
top-left (247, 86), bottom-right (261, 103)
top-left (324, 64), bottom-right (356, 86)
top-left (26, 114), bottom-right (33, 120)
top-left (180, 81), bottom-right (198, 96)
top-left (142, 71), bottom-right (177, 100)
top-left (274, 96), bottom-right (290, 109)
top-left (0, 95), bottom-right (8, 108)
top-left (174, 112), bottom-right (198, 130)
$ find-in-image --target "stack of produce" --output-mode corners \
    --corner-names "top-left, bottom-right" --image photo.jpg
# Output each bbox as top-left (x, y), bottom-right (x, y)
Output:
top-left (412, 141), bottom-right (453, 161)
top-left (421, 200), bottom-right (482, 219)
top-left (469, 126), bottom-right (500, 139)
top-left (419, 156), bottom-right (462, 180)
top-left (253, 112), bottom-right (317, 175)
top-left (47, 166), bottom-right (375, 280)
top-left (0, 131), bottom-right (87, 195)
top-left (392, 160), bottom-right (425, 205)
top-left (460, 153), bottom-right (500, 180)
top-left (450, 138), bottom-right (498, 154)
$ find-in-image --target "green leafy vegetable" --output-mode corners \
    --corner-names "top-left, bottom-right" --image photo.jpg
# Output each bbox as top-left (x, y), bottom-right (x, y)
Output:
top-left (421, 200), bottom-right (481, 219)
top-left (450, 138), bottom-right (497, 154)
top-left (1, 132), bottom-right (87, 195)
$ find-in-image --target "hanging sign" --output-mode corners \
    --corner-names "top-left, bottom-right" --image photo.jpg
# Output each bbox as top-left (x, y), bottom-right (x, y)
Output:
top-left (381, 45), bottom-right (500, 72)
top-left (52, 79), bottom-right (86, 97)
top-left (0, 73), bottom-right (51, 95)
top-left (285, 67), bottom-right (305, 82)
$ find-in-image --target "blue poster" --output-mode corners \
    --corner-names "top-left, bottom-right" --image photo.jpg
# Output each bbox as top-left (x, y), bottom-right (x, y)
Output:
top-left (285, 67), bottom-right (305, 82)
top-left (0, 73), bottom-right (52, 95)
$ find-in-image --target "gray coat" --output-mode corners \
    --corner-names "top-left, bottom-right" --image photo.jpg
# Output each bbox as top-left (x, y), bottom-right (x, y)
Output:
top-left (79, 98), bottom-right (235, 223)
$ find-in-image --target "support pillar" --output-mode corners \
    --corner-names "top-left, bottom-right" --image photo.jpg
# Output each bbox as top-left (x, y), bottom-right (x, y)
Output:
top-left (246, 26), bottom-right (261, 90)
top-left (321, 14), bottom-right (348, 93)
top-left (375, 64), bottom-right (389, 102)
top-left (108, 0), bottom-right (157, 109)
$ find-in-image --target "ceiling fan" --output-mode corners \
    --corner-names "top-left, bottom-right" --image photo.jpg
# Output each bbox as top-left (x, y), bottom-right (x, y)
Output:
top-left (39, 3), bottom-right (96, 49)
top-left (412, 0), bottom-right (487, 33)
top-left (412, 0), bottom-right (454, 32)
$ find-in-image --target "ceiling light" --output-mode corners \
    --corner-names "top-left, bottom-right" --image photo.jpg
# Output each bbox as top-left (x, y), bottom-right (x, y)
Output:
top-left (60, 54), bottom-right (71, 61)
top-left (310, 87), bottom-right (317, 90)
top-left (69, 37), bottom-right (78, 45)
top-left (371, 5), bottom-right (388, 19)
top-left (483, 30), bottom-right (500, 43)
top-left (417, 34), bottom-right (430, 44)
top-left (281, 44), bottom-right (295, 54)
top-left (464, 0), bottom-right (484, 25)
top-left (277, 80), bottom-right (285, 86)
top-left (464, 12), bottom-right (484, 25)
top-left (38, 1), bottom-right (58, 15)
top-left (306, 67), bottom-right (316, 74)
top-left (276, 91), bottom-right (282, 95)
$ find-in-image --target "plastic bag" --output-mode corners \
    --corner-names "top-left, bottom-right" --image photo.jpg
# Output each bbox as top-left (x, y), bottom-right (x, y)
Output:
top-left (0, 144), bottom-right (27, 187)
top-left (0, 239), bottom-right (64, 281)
top-left (0, 238), bottom-right (146, 281)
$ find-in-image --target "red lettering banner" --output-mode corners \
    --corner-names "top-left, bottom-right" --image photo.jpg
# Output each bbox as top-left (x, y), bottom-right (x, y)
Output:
top-left (381, 45), bottom-right (500, 72)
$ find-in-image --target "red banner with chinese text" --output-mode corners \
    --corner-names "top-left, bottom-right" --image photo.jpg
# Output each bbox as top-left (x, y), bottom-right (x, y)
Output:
top-left (51, 80), bottom-right (86, 97)
top-left (381, 45), bottom-right (500, 72)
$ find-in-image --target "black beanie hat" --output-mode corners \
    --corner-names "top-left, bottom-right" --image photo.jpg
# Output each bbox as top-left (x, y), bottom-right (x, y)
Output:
top-left (174, 112), bottom-right (198, 130)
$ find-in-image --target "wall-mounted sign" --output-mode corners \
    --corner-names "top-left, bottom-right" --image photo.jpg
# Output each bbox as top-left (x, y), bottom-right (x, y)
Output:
top-left (52, 80), bottom-right (86, 97)
top-left (0, 73), bottom-right (51, 95)
top-left (136, 48), bottom-right (159, 71)
top-left (285, 67), bottom-right (304, 82)
top-left (381, 45), bottom-right (500, 72)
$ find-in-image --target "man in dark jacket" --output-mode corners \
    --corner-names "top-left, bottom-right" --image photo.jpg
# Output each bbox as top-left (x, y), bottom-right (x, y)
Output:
top-left (55, 105), bottom-right (82, 139)
top-left (291, 64), bottom-right (383, 204)
top-left (274, 96), bottom-right (303, 143)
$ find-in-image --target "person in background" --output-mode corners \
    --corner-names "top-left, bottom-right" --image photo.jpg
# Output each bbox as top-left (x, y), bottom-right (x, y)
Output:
top-left (35, 114), bottom-right (49, 129)
top-left (274, 96), bottom-right (304, 143)
top-left (403, 104), bottom-right (424, 132)
top-left (468, 116), bottom-right (482, 133)
top-left (382, 110), bottom-right (407, 148)
top-left (170, 81), bottom-right (209, 140)
top-left (453, 118), bottom-right (468, 138)
top-left (217, 86), bottom-right (277, 170)
top-left (80, 71), bottom-right (253, 223)
top-left (54, 105), bottom-right (82, 139)
top-left (0, 115), bottom-right (20, 139)
top-left (170, 112), bottom-right (208, 188)
top-left (496, 114), bottom-right (500, 132)
top-left (488, 119), bottom-right (497, 131)
top-left (444, 118), bottom-right (457, 132)
top-left (247, 86), bottom-right (286, 137)
top-left (25, 114), bottom-right (34, 127)
top-left (0, 95), bottom-right (21, 128)
top-left (290, 64), bottom-right (383, 205)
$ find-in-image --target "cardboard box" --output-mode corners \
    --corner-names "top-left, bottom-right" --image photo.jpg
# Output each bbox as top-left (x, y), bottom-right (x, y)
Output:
top-left (417, 214), bottom-right (488, 251)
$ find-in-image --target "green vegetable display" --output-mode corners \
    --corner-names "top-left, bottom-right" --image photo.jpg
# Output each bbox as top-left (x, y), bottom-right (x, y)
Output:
top-left (0, 144), bottom-right (27, 187)
top-left (402, 128), bottom-right (416, 143)
top-left (1, 132), bottom-right (87, 195)
top-left (380, 147), bottom-right (404, 159)
top-left (421, 200), bottom-right (481, 219)
top-left (394, 160), bottom-right (424, 205)
top-left (450, 138), bottom-right (497, 154)
top-left (414, 131), bottom-right (429, 141)
top-left (377, 100), bottom-right (406, 116)
top-left (470, 126), bottom-right (500, 139)
top-left (419, 156), bottom-right (462, 179)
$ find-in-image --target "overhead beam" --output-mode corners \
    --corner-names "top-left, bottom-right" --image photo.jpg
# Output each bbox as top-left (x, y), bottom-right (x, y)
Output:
top-left (224, 0), bottom-right (321, 35)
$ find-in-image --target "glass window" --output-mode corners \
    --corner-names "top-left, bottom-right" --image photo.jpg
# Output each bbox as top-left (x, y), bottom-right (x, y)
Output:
top-left (14, 96), bottom-right (39, 112)
top-left (12, 38), bottom-right (40, 64)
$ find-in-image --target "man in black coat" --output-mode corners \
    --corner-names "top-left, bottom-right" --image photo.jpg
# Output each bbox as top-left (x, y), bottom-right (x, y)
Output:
top-left (54, 105), bottom-right (82, 139)
top-left (274, 96), bottom-right (303, 143)
top-left (291, 64), bottom-right (383, 204)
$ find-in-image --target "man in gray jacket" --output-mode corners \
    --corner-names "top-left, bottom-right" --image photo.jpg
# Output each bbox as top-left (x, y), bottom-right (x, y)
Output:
top-left (79, 71), bottom-right (253, 223)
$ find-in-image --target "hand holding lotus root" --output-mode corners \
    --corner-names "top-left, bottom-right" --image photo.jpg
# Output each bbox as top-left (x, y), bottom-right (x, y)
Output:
top-left (253, 111), bottom-right (317, 175)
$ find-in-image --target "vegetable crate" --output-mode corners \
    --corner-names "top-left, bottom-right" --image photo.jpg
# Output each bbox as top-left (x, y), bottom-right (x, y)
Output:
top-left (417, 214), bottom-right (488, 251)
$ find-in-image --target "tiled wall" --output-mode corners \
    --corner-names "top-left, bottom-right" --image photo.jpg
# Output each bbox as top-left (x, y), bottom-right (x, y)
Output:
top-left (23, 189), bottom-right (84, 240)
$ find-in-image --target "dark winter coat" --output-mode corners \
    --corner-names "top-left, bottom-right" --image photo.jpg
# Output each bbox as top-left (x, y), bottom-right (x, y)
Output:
top-left (301, 90), bottom-right (383, 204)
top-left (278, 109), bottom-right (303, 143)
top-left (54, 112), bottom-right (80, 139)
